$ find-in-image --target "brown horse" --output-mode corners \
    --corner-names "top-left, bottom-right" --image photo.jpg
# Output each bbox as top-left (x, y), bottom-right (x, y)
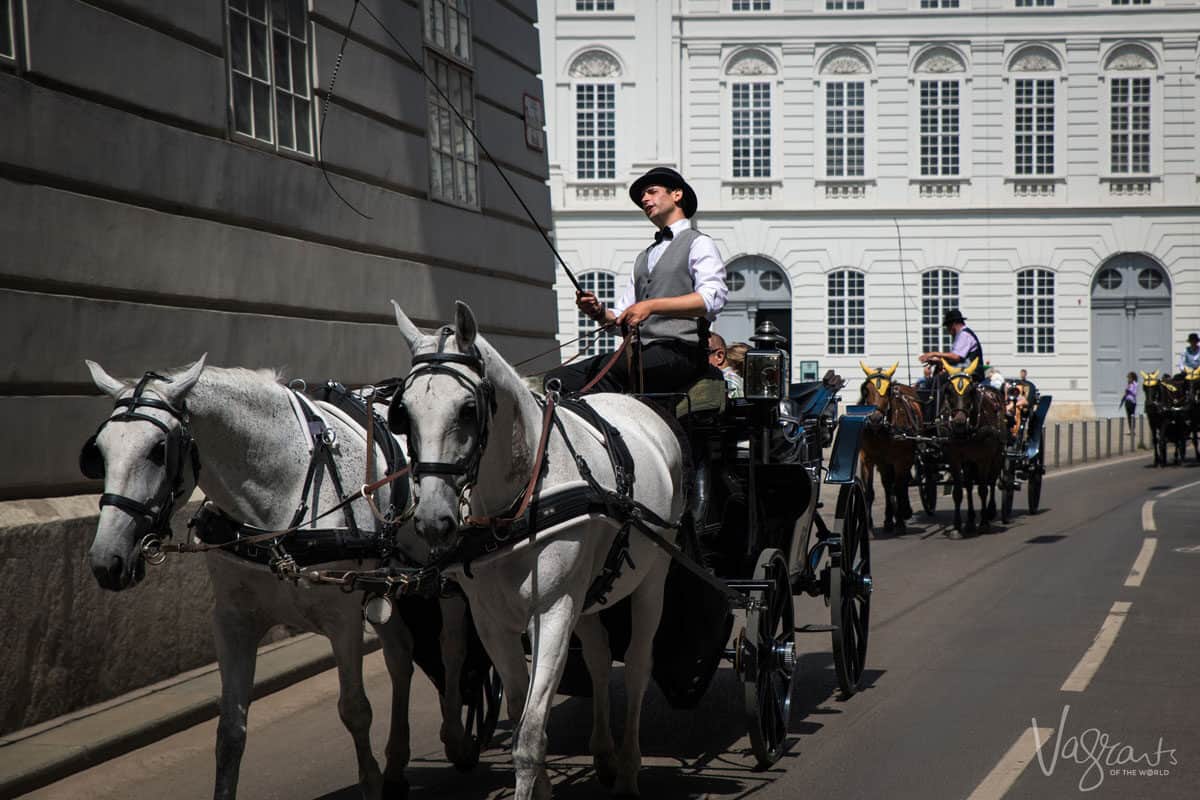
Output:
top-left (937, 358), bottom-right (1006, 535)
top-left (858, 362), bottom-right (924, 534)
top-left (1142, 370), bottom-right (1189, 466)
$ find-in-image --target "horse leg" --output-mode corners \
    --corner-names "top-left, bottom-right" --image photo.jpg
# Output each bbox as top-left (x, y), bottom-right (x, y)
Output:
top-left (951, 469), bottom-right (964, 533)
top-left (211, 611), bottom-right (263, 800)
top-left (575, 614), bottom-right (617, 787)
top-left (613, 560), bottom-right (669, 798)
top-left (977, 470), bottom-right (991, 532)
top-left (964, 468), bottom-right (978, 535)
top-left (375, 612), bottom-right (416, 799)
top-left (436, 593), bottom-right (470, 767)
top-left (327, 621), bottom-right (384, 800)
top-left (879, 463), bottom-right (895, 533)
top-left (514, 594), bottom-right (579, 800)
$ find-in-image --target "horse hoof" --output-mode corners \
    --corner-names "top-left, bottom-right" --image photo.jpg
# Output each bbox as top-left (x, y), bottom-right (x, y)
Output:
top-left (594, 753), bottom-right (618, 788)
top-left (946, 529), bottom-right (963, 540)
top-left (895, 521), bottom-right (906, 534)
top-left (882, 521), bottom-right (894, 533)
top-left (382, 777), bottom-right (410, 800)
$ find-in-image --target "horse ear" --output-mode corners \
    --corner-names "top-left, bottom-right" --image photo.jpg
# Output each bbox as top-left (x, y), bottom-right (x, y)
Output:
top-left (165, 354), bottom-right (207, 404)
top-left (885, 362), bottom-right (898, 379)
top-left (391, 299), bottom-right (422, 352)
top-left (859, 360), bottom-right (872, 376)
top-left (1152, 370), bottom-right (1160, 379)
top-left (86, 360), bottom-right (127, 399)
top-left (1140, 371), bottom-right (1149, 380)
top-left (944, 361), bottom-right (960, 376)
top-left (454, 301), bottom-right (478, 352)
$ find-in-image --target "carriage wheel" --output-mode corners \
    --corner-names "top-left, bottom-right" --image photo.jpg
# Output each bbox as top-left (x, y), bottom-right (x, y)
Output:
top-left (1000, 459), bottom-right (1015, 524)
top-left (919, 466), bottom-right (938, 516)
top-left (830, 480), bottom-right (872, 698)
top-left (453, 663), bottom-right (503, 771)
top-left (742, 548), bottom-right (796, 769)
top-left (1026, 453), bottom-right (1044, 516)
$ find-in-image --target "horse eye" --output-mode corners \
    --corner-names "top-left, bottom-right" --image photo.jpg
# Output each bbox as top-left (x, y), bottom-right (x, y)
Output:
top-left (147, 441), bottom-right (166, 466)
top-left (459, 403), bottom-right (477, 421)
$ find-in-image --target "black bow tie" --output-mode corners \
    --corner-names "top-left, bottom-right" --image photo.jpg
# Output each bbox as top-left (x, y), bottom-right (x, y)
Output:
top-left (653, 227), bottom-right (674, 245)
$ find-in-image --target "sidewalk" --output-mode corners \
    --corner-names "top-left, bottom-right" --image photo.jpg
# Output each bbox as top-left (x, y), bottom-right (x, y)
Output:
top-left (0, 633), bottom-right (377, 799)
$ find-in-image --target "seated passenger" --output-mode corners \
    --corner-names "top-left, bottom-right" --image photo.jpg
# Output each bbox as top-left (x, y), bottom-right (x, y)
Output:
top-left (708, 332), bottom-right (743, 399)
top-left (544, 167), bottom-right (727, 395)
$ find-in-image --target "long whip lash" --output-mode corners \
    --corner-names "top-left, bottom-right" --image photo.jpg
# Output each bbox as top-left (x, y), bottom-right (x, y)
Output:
top-left (323, 0), bottom-right (583, 292)
top-left (318, 0), bottom-right (372, 220)
top-left (893, 218), bottom-right (914, 385)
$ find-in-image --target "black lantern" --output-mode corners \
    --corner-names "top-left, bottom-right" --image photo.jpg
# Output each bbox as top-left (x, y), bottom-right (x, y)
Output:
top-left (744, 321), bottom-right (789, 401)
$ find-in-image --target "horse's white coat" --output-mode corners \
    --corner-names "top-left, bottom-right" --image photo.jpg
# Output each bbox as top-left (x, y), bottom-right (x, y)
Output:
top-left (84, 358), bottom-right (469, 800)
top-left (391, 301), bottom-right (686, 800)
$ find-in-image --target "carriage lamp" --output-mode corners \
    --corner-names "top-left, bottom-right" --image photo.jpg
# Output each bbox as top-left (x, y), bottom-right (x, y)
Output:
top-left (744, 321), bottom-right (790, 402)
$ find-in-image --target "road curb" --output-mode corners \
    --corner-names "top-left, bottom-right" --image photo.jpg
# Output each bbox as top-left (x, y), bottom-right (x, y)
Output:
top-left (0, 632), bottom-right (378, 799)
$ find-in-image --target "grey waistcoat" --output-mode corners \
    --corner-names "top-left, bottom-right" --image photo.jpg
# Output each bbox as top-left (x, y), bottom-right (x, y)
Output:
top-left (633, 227), bottom-right (710, 345)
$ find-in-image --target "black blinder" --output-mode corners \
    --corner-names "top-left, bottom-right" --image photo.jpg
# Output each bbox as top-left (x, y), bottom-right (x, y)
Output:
top-left (80, 435), bottom-right (104, 479)
top-left (388, 395), bottom-right (410, 436)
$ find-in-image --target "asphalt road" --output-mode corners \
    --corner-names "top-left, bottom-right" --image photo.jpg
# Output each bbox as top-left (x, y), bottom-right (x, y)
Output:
top-left (25, 455), bottom-right (1200, 800)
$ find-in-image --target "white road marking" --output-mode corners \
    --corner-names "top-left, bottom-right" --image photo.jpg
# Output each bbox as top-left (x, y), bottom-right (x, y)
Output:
top-left (1156, 478), bottom-right (1200, 499)
top-left (1141, 500), bottom-right (1156, 532)
top-left (965, 725), bottom-right (1056, 800)
top-left (1061, 601), bottom-right (1132, 693)
top-left (1043, 453), bottom-right (1143, 479)
top-left (1124, 538), bottom-right (1157, 588)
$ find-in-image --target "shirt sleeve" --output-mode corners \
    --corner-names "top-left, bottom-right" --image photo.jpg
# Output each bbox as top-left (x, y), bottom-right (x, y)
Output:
top-left (611, 273), bottom-right (636, 317)
top-left (688, 235), bottom-right (727, 320)
top-left (950, 330), bottom-right (976, 360)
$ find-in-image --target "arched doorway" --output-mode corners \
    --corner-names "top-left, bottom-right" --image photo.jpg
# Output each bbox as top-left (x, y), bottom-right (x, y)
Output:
top-left (1091, 253), bottom-right (1171, 410)
top-left (718, 255), bottom-right (792, 353)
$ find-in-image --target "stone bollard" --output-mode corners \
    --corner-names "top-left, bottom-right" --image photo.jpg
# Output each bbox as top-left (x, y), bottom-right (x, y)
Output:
top-left (1054, 423), bottom-right (1061, 469)
top-left (1068, 422), bottom-right (1075, 466)
top-left (1107, 417), bottom-right (1112, 458)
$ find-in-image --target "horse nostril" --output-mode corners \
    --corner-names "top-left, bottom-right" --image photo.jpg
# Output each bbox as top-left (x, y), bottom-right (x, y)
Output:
top-left (92, 554), bottom-right (125, 589)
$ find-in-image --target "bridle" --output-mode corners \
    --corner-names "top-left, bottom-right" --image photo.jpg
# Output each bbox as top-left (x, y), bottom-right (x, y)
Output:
top-left (939, 371), bottom-right (982, 433)
top-left (388, 327), bottom-right (496, 497)
top-left (79, 371), bottom-right (200, 554)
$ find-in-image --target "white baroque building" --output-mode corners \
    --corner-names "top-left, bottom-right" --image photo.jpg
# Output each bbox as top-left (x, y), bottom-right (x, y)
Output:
top-left (537, 0), bottom-right (1200, 419)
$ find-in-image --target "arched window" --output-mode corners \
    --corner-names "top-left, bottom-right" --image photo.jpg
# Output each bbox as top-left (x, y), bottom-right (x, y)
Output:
top-left (1103, 44), bottom-right (1157, 176)
top-left (577, 271), bottom-right (618, 356)
top-left (828, 270), bottom-right (865, 355)
top-left (819, 49), bottom-right (872, 179)
top-left (921, 269), bottom-right (959, 352)
top-left (569, 50), bottom-right (621, 181)
top-left (1007, 45), bottom-right (1062, 177)
top-left (913, 47), bottom-right (967, 179)
top-left (725, 49), bottom-right (778, 180)
top-left (1016, 268), bottom-right (1055, 354)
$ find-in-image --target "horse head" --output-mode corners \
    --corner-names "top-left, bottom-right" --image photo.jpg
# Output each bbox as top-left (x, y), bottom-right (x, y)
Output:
top-left (859, 361), bottom-right (898, 430)
top-left (1184, 367), bottom-right (1200, 404)
top-left (941, 358), bottom-right (979, 435)
top-left (82, 356), bottom-right (206, 590)
top-left (390, 300), bottom-right (500, 559)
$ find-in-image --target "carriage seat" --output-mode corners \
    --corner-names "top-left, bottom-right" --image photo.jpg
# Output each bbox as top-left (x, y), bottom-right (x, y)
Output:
top-left (788, 380), bottom-right (835, 419)
top-left (674, 371), bottom-right (728, 418)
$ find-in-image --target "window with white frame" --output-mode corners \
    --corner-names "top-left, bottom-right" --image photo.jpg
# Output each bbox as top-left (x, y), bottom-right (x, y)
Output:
top-left (1016, 269), bottom-right (1054, 354)
top-left (1015, 0), bottom-right (1053, 5)
top-left (826, 82), bottom-right (866, 177)
top-left (423, 0), bottom-right (478, 207)
top-left (576, 0), bottom-right (615, 10)
top-left (920, 0), bottom-right (959, 7)
top-left (228, 0), bottom-right (313, 155)
top-left (919, 80), bottom-right (960, 176)
top-left (578, 272), bottom-right (618, 356)
top-left (1015, 78), bottom-right (1054, 175)
top-left (827, 270), bottom-right (865, 355)
top-left (576, 84), bottom-right (616, 180)
top-left (732, 82), bottom-right (771, 178)
top-left (826, 0), bottom-right (865, 8)
top-left (732, 0), bottom-right (771, 9)
top-left (921, 270), bottom-right (959, 352)
top-left (1109, 77), bottom-right (1150, 174)
top-left (1, 0), bottom-right (17, 65)
top-left (1111, 0), bottom-right (1150, 5)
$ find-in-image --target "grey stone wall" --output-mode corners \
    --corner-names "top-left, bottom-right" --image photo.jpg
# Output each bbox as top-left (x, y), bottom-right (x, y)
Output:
top-left (0, 0), bottom-right (555, 499)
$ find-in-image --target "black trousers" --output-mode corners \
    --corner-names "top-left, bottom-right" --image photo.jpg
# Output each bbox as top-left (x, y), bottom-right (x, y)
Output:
top-left (544, 340), bottom-right (707, 395)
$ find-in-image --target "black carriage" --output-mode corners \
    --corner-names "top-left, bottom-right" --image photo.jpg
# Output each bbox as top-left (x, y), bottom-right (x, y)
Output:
top-left (557, 323), bottom-right (873, 769)
top-left (997, 381), bottom-right (1052, 521)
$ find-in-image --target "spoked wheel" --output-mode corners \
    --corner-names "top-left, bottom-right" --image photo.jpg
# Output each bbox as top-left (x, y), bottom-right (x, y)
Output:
top-left (741, 548), bottom-right (796, 769)
top-left (830, 479), bottom-right (872, 697)
top-left (1000, 457), bottom-right (1015, 524)
top-left (920, 464), bottom-right (939, 516)
top-left (1027, 453), bottom-right (1044, 515)
top-left (453, 663), bottom-right (503, 771)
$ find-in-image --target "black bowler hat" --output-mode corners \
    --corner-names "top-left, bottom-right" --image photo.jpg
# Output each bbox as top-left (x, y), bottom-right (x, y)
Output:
top-left (1189, 332), bottom-right (1199, 343)
top-left (628, 167), bottom-right (698, 218)
top-left (942, 308), bottom-right (967, 327)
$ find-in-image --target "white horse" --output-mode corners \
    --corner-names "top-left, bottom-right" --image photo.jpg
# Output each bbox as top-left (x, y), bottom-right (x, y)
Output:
top-left (389, 301), bottom-right (686, 799)
top-left (83, 357), bottom-right (477, 800)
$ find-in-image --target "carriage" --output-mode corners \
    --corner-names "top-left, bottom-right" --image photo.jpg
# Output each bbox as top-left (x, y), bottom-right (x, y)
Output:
top-left (547, 322), bottom-right (874, 768)
top-left (996, 380), bottom-right (1052, 522)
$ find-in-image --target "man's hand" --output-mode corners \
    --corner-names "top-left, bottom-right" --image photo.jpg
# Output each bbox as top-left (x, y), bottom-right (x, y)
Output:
top-left (617, 300), bottom-right (658, 330)
top-left (575, 290), bottom-right (606, 322)
top-left (918, 352), bottom-right (938, 364)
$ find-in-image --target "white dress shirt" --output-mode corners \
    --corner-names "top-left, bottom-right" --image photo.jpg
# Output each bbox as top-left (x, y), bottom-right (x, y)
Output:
top-left (612, 217), bottom-right (727, 321)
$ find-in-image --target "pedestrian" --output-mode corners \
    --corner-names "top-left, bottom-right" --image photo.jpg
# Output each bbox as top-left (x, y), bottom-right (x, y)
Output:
top-left (726, 342), bottom-right (750, 379)
top-left (1122, 371), bottom-right (1138, 435)
top-left (708, 331), bottom-right (743, 398)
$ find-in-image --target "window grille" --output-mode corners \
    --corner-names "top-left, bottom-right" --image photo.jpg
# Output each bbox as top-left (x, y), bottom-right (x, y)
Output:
top-left (228, 0), bottom-right (313, 155)
top-left (732, 0), bottom-right (771, 9)
top-left (578, 272), bottom-right (619, 356)
top-left (576, 84), bottom-right (616, 180)
top-left (576, 0), bottom-right (615, 9)
top-left (423, 0), bottom-right (478, 207)
top-left (1110, 77), bottom-right (1150, 174)
top-left (1016, 269), bottom-right (1055, 354)
top-left (827, 270), bottom-right (866, 355)
top-left (732, 82), bottom-right (771, 178)
top-left (826, 82), bottom-right (866, 177)
top-left (0, 0), bottom-right (16, 64)
top-left (1015, 79), bottom-right (1054, 175)
top-left (921, 270), bottom-right (960, 352)
top-left (919, 80), bottom-right (960, 176)
top-left (826, 0), bottom-right (865, 8)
